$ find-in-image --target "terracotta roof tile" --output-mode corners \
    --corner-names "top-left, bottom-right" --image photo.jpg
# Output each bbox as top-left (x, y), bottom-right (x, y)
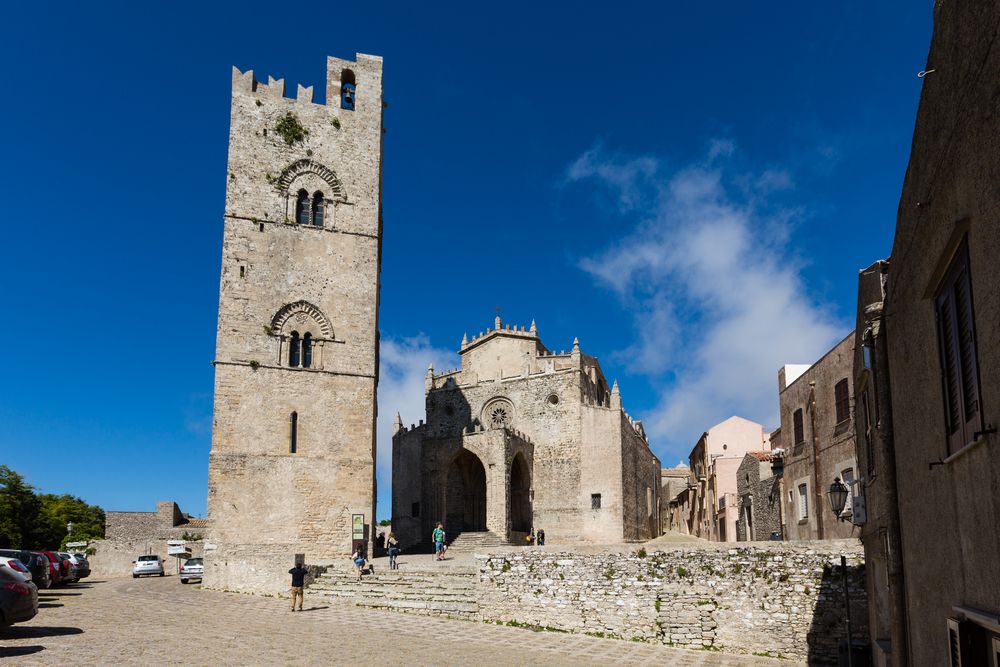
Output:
top-left (748, 451), bottom-right (775, 462)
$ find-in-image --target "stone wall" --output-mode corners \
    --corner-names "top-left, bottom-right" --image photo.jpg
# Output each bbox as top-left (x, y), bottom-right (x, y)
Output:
top-left (104, 512), bottom-right (160, 540)
top-left (477, 540), bottom-right (867, 663)
top-left (202, 544), bottom-right (330, 595)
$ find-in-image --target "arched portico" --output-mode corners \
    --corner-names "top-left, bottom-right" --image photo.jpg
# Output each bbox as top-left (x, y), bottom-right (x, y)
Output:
top-left (444, 449), bottom-right (487, 532)
top-left (510, 452), bottom-right (532, 534)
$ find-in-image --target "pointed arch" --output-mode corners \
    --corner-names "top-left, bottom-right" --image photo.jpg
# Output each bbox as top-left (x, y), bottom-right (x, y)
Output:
top-left (274, 159), bottom-right (347, 202)
top-left (271, 301), bottom-right (335, 339)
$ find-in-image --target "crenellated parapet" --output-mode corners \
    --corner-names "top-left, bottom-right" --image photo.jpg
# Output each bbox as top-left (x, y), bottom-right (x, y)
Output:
top-left (232, 68), bottom-right (323, 106)
top-left (231, 52), bottom-right (382, 110)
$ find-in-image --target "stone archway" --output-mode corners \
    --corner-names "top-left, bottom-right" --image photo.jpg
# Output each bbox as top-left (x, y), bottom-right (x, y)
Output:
top-left (510, 452), bottom-right (532, 534)
top-left (445, 450), bottom-right (487, 532)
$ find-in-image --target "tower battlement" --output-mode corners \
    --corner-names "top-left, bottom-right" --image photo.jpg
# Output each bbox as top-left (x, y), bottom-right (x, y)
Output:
top-left (231, 53), bottom-right (383, 109)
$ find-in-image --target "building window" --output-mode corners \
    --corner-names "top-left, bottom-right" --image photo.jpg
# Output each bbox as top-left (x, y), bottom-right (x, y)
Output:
top-left (312, 192), bottom-right (324, 227)
top-left (793, 409), bottom-right (805, 445)
top-left (841, 468), bottom-right (855, 517)
top-left (288, 331), bottom-right (301, 367)
top-left (295, 189), bottom-right (310, 225)
top-left (935, 239), bottom-right (982, 454)
top-left (341, 70), bottom-right (356, 110)
top-left (797, 483), bottom-right (808, 519)
top-left (834, 379), bottom-right (850, 423)
top-left (289, 411), bottom-right (298, 453)
top-left (591, 493), bottom-right (602, 509)
top-left (411, 502), bottom-right (420, 518)
top-left (301, 333), bottom-right (312, 369)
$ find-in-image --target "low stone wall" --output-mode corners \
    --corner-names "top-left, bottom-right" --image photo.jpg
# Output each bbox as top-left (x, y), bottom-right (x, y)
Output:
top-left (477, 540), bottom-right (867, 664)
top-left (201, 544), bottom-right (332, 596)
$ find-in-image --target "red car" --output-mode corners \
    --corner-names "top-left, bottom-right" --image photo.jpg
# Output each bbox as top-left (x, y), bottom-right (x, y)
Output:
top-left (38, 552), bottom-right (64, 586)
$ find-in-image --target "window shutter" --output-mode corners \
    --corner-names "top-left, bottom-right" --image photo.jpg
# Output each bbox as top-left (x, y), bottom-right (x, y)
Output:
top-left (937, 291), bottom-right (964, 453)
top-left (936, 241), bottom-right (982, 454)
top-left (947, 617), bottom-right (972, 667)
top-left (793, 409), bottom-right (804, 445)
top-left (954, 260), bottom-right (982, 438)
top-left (835, 379), bottom-right (850, 423)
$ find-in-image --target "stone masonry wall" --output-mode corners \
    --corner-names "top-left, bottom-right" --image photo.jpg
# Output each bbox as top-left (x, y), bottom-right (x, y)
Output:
top-left (477, 540), bottom-right (867, 663)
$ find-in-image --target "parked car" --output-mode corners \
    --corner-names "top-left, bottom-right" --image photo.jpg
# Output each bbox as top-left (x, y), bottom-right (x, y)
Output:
top-left (1, 558), bottom-right (31, 579)
top-left (38, 551), bottom-right (63, 586)
top-left (56, 553), bottom-right (77, 583)
top-left (40, 551), bottom-right (74, 585)
top-left (72, 552), bottom-right (91, 578)
top-left (132, 554), bottom-right (164, 578)
top-left (179, 557), bottom-right (203, 584)
top-left (0, 551), bottom-right (53, 589)
top-left (60, 552), bottom-right (90, 579)
top-left (0, 564), bottom-right (38, 627)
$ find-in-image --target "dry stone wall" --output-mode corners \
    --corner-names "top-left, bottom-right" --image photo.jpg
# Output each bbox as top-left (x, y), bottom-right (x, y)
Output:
top-left (477, 540), bottom-right (867, 663)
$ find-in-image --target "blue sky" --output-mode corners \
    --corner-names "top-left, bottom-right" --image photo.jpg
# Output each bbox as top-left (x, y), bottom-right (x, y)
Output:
top-left (0, 2), bottom-right (932, 518)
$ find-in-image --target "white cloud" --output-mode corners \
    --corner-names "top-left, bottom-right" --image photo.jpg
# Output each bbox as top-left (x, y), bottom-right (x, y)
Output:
top-left (572, 142), bottom-right (846, 461)
top-left (567, 144), bottom-right (657, 212)
top-left (375, 335), bottom-right (456, 518)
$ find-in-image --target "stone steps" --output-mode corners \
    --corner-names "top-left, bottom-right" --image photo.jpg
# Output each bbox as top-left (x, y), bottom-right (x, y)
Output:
top-left (309, 569), bottom-right (482, 619)
top-left (444, 531), bottom-right (509, 553)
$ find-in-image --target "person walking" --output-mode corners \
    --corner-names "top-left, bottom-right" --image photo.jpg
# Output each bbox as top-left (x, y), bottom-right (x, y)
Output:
top-left (387, 532), bottom-right (399, 570)
top-left (432, 522), bottom-right (446, 561)
top-left (288, 561), bottom-right (308, 612)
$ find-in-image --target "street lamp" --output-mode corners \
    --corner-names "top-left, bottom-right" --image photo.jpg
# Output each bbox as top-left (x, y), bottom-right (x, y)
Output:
top-left (828, 477), bottom-right (854, 667)
top-left (67, 521), bottom-right (75, 535)
top-left (828, 477), bottom-right (849, 520)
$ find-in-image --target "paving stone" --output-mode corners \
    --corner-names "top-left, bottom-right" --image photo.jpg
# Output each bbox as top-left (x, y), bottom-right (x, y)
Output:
top-left (0, 577), bottom-right (799, 665)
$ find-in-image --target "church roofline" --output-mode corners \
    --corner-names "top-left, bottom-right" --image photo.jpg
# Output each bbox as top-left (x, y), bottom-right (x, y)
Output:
top-left (458, 316), bottom-right (548, 355)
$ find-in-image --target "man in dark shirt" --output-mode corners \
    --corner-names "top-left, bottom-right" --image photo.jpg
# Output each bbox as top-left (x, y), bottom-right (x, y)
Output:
top-left (288, 562), bottom-right (308, 611)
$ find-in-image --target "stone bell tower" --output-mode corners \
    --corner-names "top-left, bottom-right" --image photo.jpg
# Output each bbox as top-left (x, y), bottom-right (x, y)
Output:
top-left (205, 54), bottom-right (383, 592)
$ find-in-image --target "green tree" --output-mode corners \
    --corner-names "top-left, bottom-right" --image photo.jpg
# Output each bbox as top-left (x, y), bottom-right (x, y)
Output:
top-left (0, 465), bottom-right (42, 547)
top-left (35, 494), bottom-right (106, 549)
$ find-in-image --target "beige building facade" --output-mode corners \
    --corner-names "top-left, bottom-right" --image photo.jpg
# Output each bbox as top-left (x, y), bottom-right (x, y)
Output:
top-left (205, 55), bottom-right (384, 592)
top-left (686, 416), bottom-right (768, 542)
top-left (392, 317), bottom-right (661, 549)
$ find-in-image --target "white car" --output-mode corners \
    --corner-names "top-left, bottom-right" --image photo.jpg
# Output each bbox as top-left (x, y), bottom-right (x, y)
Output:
top-left (179, 557), bottom-right (203, 584)
top-left (132, 555), bottom-right (164, 578)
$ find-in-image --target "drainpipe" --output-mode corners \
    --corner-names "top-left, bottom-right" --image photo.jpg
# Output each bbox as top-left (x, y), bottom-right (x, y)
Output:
top-left (808, 383), bottom-right (825, 540)
top-left (869, 300), bottom-right (910, 667)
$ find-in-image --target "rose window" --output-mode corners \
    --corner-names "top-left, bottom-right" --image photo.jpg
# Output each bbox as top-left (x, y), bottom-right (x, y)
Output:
top-left (483, 399), bottom-right (514, 430)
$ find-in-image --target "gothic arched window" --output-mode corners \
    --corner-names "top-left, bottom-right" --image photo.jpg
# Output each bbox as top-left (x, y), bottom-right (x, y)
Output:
top-left (302, 333), bottom-right (313, 368)
top-left (288, 331), bottom-right (301, 367)
top-left (295, 189), bottom-right (310, 225)
top-left (312, 192), bottom-right (324, 227)
top-left (341, 70), bottom-right (356, 110)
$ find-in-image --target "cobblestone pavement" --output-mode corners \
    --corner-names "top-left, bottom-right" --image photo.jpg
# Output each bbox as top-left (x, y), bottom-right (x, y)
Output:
top-left (0, 576), bottom-right (799, 666)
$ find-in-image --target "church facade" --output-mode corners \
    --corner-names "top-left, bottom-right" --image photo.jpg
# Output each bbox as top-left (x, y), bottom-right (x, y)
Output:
top-left (392, 317), bottom-right (662, 549)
